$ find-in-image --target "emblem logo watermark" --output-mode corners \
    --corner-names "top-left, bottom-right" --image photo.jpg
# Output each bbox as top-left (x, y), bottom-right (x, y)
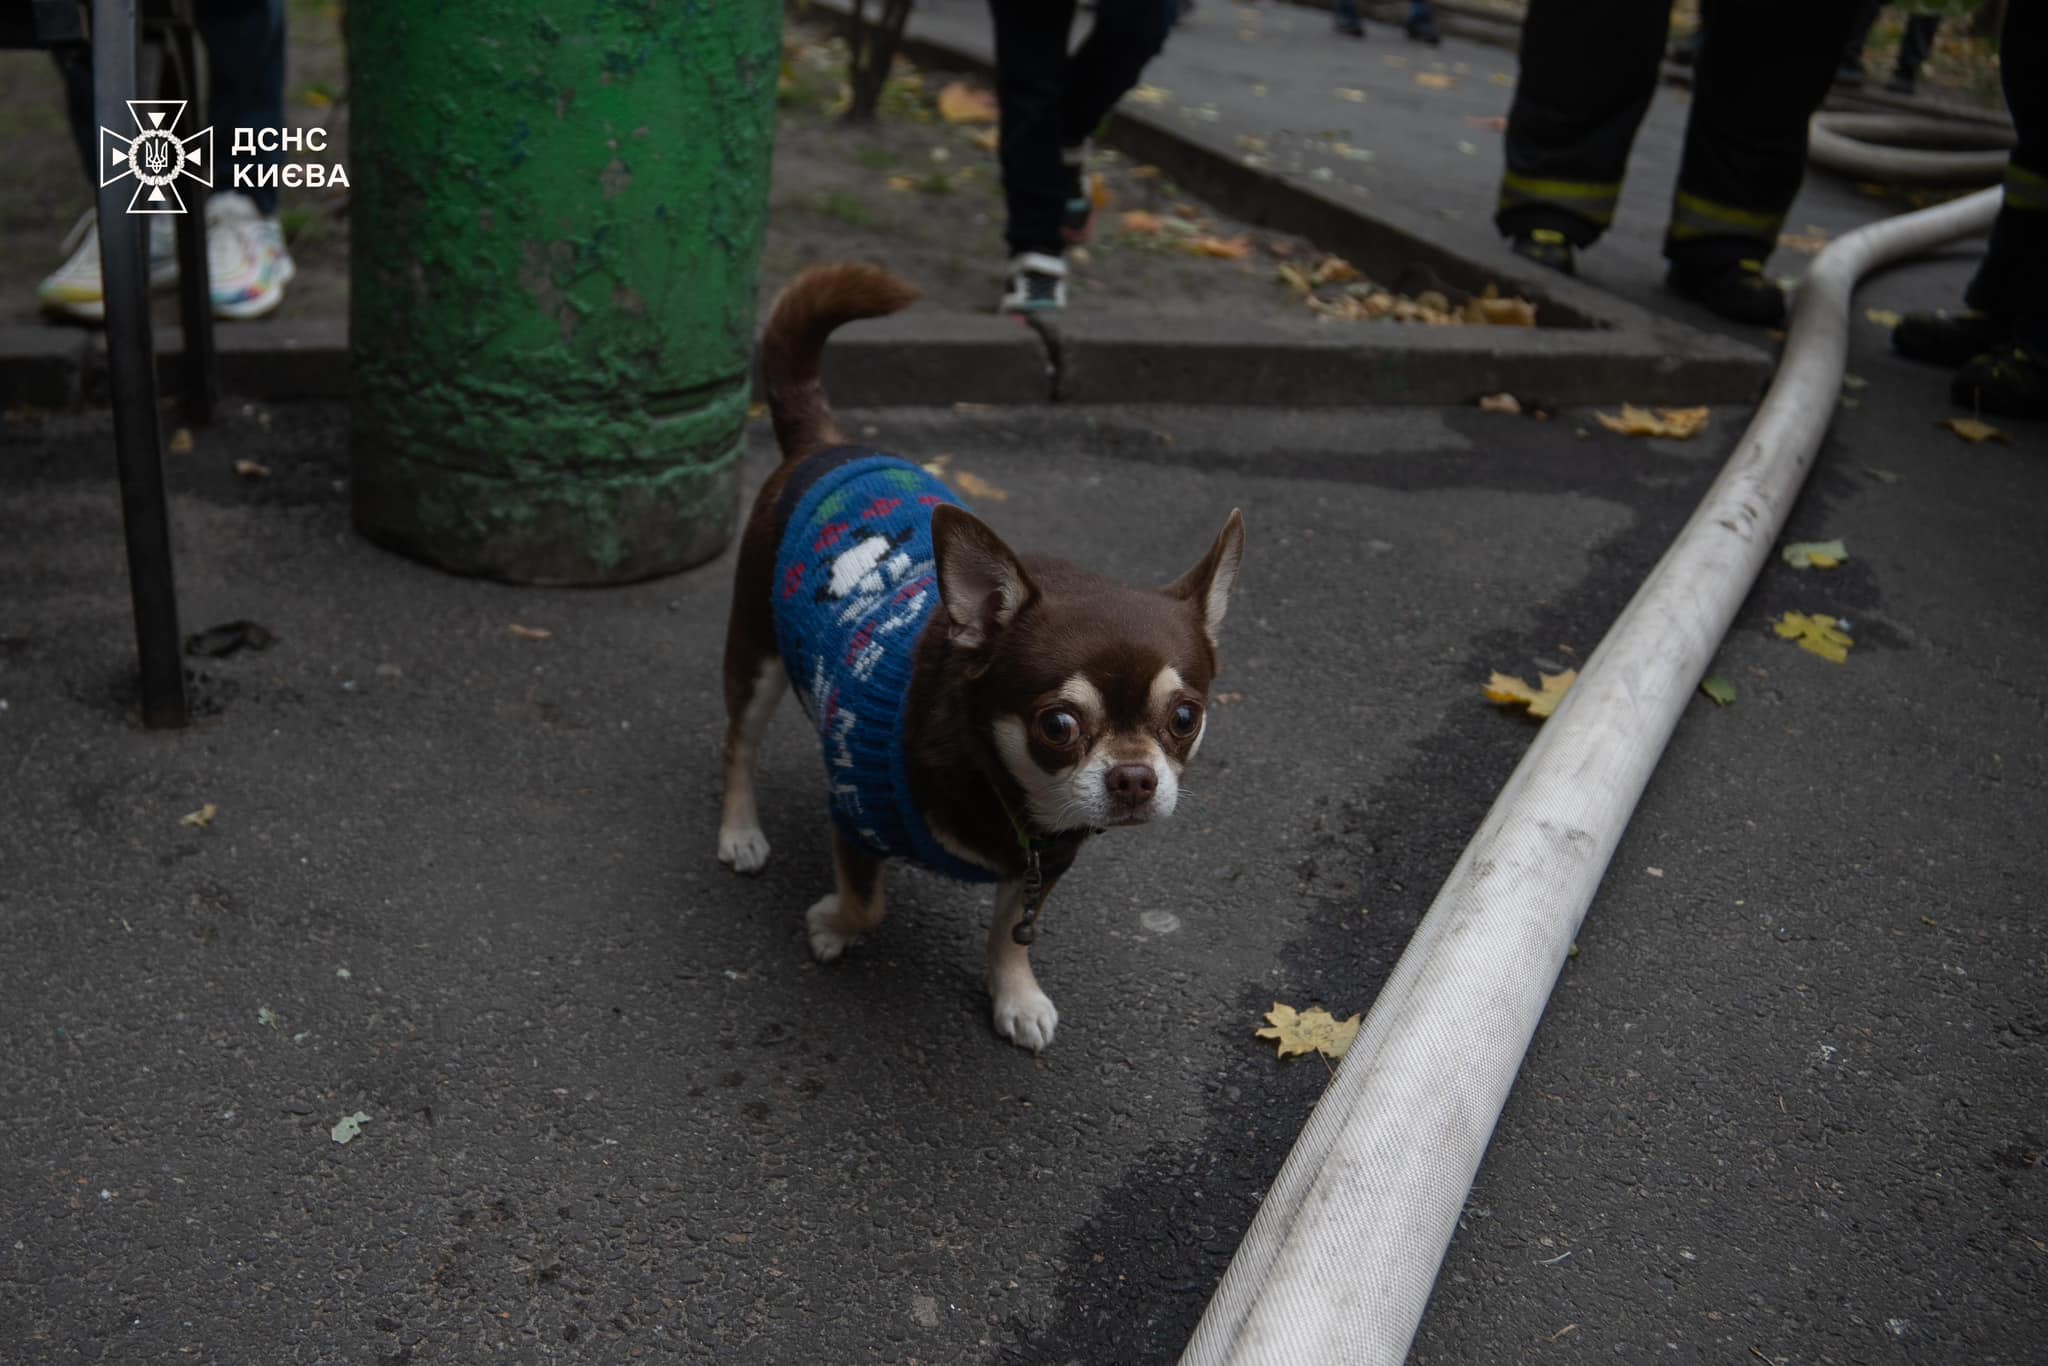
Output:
top-left (99, 99), bottom-right (212, 214)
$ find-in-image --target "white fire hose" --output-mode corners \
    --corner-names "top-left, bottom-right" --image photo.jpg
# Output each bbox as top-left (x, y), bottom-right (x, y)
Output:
top-left (1182, 184), bottom-right (2003, 1366)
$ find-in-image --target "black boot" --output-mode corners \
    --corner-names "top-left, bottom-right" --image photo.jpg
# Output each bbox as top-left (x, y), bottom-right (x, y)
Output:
top-left (1893, 310), bottom-right (2014, 368)
top-left (1951, 343), bottom-right (2048, 420)
top-left (1666, 258), bottom-right (1787, 327)
top-left (1509, 228), bottom-right (1576, 276)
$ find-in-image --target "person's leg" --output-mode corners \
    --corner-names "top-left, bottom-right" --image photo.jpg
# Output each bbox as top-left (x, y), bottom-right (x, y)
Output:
top-left (1495, 0), bottom-right (1670, 263)
top-left (199, 0), bottom-right (287, 215)
top-left (1839, 0), bottom-right (1882, 81)
top-left (1059, 0), bottom-right (1174, 151)
top-left (1894, 13), bottom-right (1939, 81)
top-left (1333, 0), bottom-right (1364, 35)
top-left (1661, 0), bottom-right (1862, 321)
top-left (1406, 0), bottom-right (1441, 45)
top-left (990, 0), bottom-right (1077, 261)
top-left (1951, 0), bottom-right (2047, 415)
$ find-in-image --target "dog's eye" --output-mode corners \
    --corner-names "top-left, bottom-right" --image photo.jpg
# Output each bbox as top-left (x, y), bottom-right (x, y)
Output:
top-left (1169, 702), bottom-right (1202, 738)
top-left (1037, 710), bottom-right (1080, 746)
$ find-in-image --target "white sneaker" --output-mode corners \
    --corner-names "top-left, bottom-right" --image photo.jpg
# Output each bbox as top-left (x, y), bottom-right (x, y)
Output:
top-left (205, 191), bottom-right (296, 320)
top-left (36, 210), bottom-right (178, 322)
top-left (1000, 252), bottom-right (1067, 313)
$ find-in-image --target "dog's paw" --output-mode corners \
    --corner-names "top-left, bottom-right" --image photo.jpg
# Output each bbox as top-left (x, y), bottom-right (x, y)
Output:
top-left (805, 894), bottom-right (854, 962)
top-left (991, 985), bottom-right (1059, 1053)
top-left (718, 825), bottom-right (771, 874)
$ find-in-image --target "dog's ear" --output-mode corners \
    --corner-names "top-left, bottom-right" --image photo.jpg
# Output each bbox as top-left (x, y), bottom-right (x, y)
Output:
top-left (932, 505), bottom-right (1036, 651)
top-left (1164, 509), bottom-right (1245, 647)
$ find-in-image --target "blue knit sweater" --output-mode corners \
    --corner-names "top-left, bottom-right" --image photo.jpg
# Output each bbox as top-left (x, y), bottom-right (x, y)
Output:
top-left (772, 448), bottom-right (995, 882)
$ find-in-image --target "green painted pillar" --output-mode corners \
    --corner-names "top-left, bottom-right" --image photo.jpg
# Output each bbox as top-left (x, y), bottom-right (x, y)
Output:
top-left (346, 2), bottom-right (779, 583)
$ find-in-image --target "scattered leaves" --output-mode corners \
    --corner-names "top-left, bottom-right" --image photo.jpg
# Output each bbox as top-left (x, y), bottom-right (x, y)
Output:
top-left (1782, 539), bottom-right (1847, 570)
top-left (1256, 1003), bottom-right (1360, 1060)
top-left (1865, 308), bottom-right (1902, 329)
top-left (1277, 264), bottom-right (1314, 294)
top-left (1595, 404), bottom-right (1710, 439)
top-left (1414, 72), bottom-right (1456, 90)
top-left (1119, 210), bottom-right (1164, 236)
top-left (233, 458), bottom-right (271, 479)
top-left (1311, 255), bottom-right (1360, 285)
top-left (1126, 84), bottom-right (1171, 106)
top-left (180, 803), bottom-right (219, 829)
top-left (886, 174), bottom-right (918, 192)
top-left (1700, 675), bottom-right (1737, 707)
top-left (936, 81), bottom-right (997, 125)
top-left (1478, 392), bottom-right (1523, 415)
top-left (1773, 611), bottom-right (1853, 664)
top-left (167, 428), bottom-right (194, 456)
top-left (330, 1111), bottom-right (372, 1145)
top-left (508, 624), bottom-right (553, 641)
top-left (1484, 669), bottom-right (1578, 720)
top-left (1939, 416), bottom-right (2011, 444)
top-left (1470, 295), bottom-right (1537, 326)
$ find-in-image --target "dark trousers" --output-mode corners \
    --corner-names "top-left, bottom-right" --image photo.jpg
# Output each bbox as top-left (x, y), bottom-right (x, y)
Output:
top-left (56, 0), bottom-right (288, 215)
top-left (1498, 0), bottom-right (1862, 267)
top-left (1843, 0), bottom-right (1940, 78)
top-left (1968, 0), bottom-right (2046, 340)
top-left (988, 0), bottom-right (1175, 258)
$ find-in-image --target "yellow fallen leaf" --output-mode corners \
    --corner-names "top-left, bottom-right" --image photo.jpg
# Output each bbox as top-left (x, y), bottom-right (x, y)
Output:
top-left (1414, 72), bottom-right (1456, 90)
top-left (1334, 87), bottom-right (1368, 103)
top-left (1120, 210), bottom-right (1165, 236)
top-left (920, 454), bottom-right (952, 476)
top-left (509, 623), bottom-right (553, 641)
top-left (1130, 163), bottom-right (1162, 180)
top-left (746, 401), bottom-right (767, 423)
top-left (1468, 295), bottom-right (1537, 326)
top-left (1089, 171), bottom-right (1110, 210)
top-left (1276, 264), bottom-right (1314, 293)
top-left (936, 80), bottom-right (998, 125)
top-left (233, 458), bottom-right (271, 479)
top-left (181, 803), bottom-right (219, 829)
top-left (1126, 84), bottom-right (1171, 106)
top-left (1865, 308), bottom-right (1902, 329)
top-left (1256, 1003), bottom-right (1361, 1060)
top-left (1183, 234), bottom-right (1252, 260)
top-left (168, 427), bottom-right (194, 456)
top-left (1484, 669), bottom-right (1577, 720)
top-left (1311, 255), bottom-right (1360, 285)
top-left (1781, 539), bottom-right (1847, 570)
top-left (1595, 404), bottom-right (1709, 439)
top-left (1939, 416), bottom-right (2011, 444)
top-left (886, 174), bottom-right (918, 192)
top-left (1773, 611), bottom-right (1852, 664)
top-left (1778, 227), bottom-right (1829, 254)
top-left (949, 470), bottom-right (1009, 502)
top-left (968, 127), bottom-right (999, 153)
top-left (1478, 392), bottom-right (1522, 415)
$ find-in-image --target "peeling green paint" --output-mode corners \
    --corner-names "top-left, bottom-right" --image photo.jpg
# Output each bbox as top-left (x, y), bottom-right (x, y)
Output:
top-left (346, 0), bottom-right (778, 583)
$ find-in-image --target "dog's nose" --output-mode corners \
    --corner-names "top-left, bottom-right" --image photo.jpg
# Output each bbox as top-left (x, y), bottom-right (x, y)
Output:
top-left (1107, 763), bottom-right (1157, 804)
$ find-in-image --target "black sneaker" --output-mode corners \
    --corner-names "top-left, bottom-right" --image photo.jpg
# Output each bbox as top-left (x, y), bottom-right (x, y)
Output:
top-left (1405, 11), bottom-right (1441, 44)
top-left (1951, 343), bottom-right (2047, 419)
top-left (1893, 309), bottom-right (2013, 368)
top-left (1509, 228), bottom-right (1575, 276)
top-left (1000, 252), bottom-right (1067, 314)
top-left (1667, 258), bottom-right (1785, 327)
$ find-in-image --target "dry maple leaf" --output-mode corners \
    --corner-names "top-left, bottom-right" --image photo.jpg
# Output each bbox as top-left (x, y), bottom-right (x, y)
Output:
top-left (1276, 264), bottom-right (1314, 293)
top-left (1939, 416), bottom-right (2012, 444)
top-left (936, 81), bottom-right (997, 125)
top-left (1256, 1003), bottom-right (1361, 1060)
top-left (1478, 392), bottom-right (1522, 415)
top-left (1183, 234), bottom-right (1252, 260)
top-left (1311, 255), bottom-right (1361, 285)
top-left (167, 428), bottom-right (194, 456)
top-left (950, 470), bottom-right (1010, 502)
top-left (1773, 611), bottom-right (1852, 664)
top-left (1333, 87), bottom-right (1368, 103)
top-left (1595, 404), bottom-right (1709, 439)
top-left (508, 623), bottom-right (553, 641)
top-left (968, 127), bottom-right (999, 153)
top-left (180, 802), bottom-right (219, 829)
top-left (233, 459), bottom-right (271, 479)
top-left (1126, 84), bottom-right (1171, 106)
top-left (1468, 295), bottom-right (1537, 326)
top-left (1464, 114), bottom-right (1508, 131)
top-left (1414, 72), bottom-right (1456, 90)
top-left (1781, 539), bottom-right (1847, 570)
top-left (1119, 210), bottom-right (1165, 236)
top-left (1484, 669), bottom-right (1578, 720)
top-left (886, 174), bottom-right (918, 192)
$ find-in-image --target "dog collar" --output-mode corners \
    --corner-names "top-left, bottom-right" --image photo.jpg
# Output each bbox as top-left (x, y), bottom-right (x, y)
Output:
top-left (992, 785), bottom-right (1103, 945)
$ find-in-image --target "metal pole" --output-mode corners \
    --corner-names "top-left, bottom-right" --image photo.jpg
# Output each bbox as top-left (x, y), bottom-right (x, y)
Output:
top-left (93, 0), bottom-right (188, 729)
top-left (164, 19), bottom-right (217, 426)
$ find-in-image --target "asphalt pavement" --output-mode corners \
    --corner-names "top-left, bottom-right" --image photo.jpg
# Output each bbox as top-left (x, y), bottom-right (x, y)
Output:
top-left (3, 5), bottom-right (2046, 1364)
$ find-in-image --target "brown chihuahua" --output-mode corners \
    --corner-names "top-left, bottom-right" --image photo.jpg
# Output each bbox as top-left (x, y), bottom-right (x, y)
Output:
top-left (718, 263), bottom-right (1244, 1052)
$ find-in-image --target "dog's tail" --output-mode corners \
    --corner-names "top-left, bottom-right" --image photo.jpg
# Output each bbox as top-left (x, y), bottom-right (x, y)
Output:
top-left (760, 263), bottom-right (921, 464)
